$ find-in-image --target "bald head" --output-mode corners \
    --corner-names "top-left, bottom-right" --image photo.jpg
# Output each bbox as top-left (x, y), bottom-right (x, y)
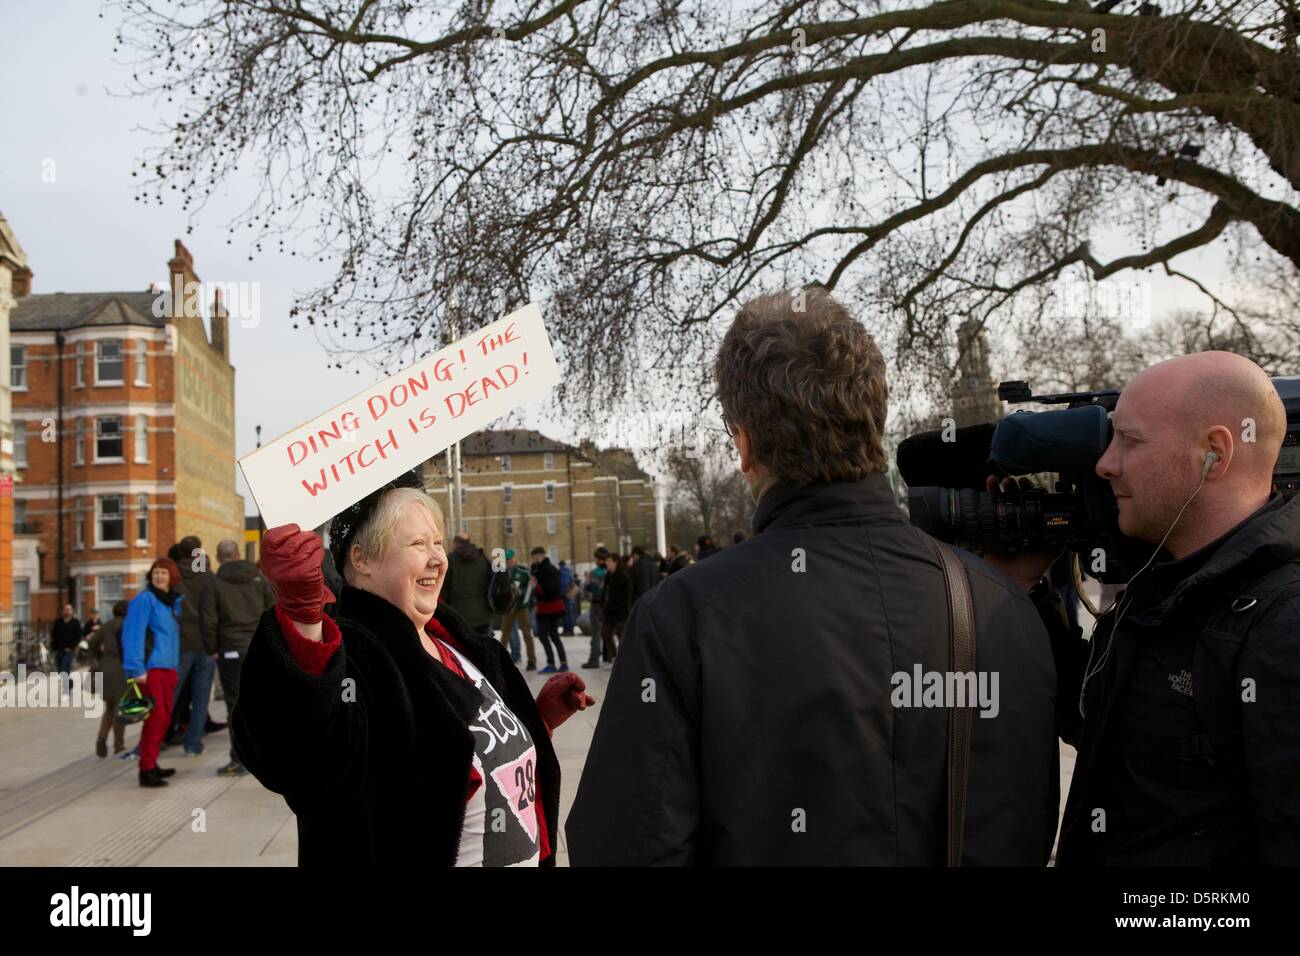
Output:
top-left (1130, 351), bottom-right (1285, 479)
top-left (1098, 350), bottom-right (1283, 556)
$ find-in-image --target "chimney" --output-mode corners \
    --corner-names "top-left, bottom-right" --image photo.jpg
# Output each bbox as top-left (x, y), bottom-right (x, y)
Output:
top-left (210, 286), bottom-right (229, 360)
top-left (12, 266), bottom-right (32, 297)
top-left (167, 239), bottom-right (200, 322)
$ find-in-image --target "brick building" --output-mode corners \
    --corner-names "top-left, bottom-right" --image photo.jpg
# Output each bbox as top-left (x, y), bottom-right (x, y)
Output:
top-left (422, 429), bottom-right (657, 570)
top-left (0, 212), bottom-right (31, 649)
top-left (10, 240), bottom-right (243, 626)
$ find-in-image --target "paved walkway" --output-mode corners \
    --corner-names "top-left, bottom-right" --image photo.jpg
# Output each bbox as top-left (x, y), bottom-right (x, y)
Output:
top-left (0, 624), bottom-right (1079, 866)
top-left (0, 633), bottom-right (605, 866)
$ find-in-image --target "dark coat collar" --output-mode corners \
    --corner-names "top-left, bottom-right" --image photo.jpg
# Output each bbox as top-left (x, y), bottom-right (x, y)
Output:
top-left (335, 583), bottom-right (495, 678)
top-left (752, 474), bottom-right (905, 535)
top-left (1173, 493), bottom-right (1300, 594)
top-left (337, 583), bottom-right (424, 642)
top-left (1135, 492), bottom-right (1300, 617)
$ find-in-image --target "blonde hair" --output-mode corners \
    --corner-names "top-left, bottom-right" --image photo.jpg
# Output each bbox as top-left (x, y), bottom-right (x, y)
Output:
top-left (344, 487), bottom-right (445, 585)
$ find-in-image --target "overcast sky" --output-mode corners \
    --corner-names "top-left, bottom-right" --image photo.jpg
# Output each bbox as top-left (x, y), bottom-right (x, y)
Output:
top-left (0, 2), bottom-right (595, 517)
top-left (2, 1), bottom-right (1232, 517)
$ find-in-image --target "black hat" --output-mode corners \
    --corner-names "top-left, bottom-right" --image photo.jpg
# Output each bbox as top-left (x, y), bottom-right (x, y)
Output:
top-left (593, 546), bottom-right (610, 561)
top-left (328, 468), bottom-right (424, 575)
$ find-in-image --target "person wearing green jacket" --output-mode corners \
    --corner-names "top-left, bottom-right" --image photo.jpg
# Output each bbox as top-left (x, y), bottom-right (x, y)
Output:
top-left (498, 549), bottom-right (537, 670)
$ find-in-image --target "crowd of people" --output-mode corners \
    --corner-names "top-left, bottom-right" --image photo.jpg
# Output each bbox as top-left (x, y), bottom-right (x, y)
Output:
top-left (432, 532), bottom-right (746, 675)
top-left (67, 535), bottom-right (276, 786)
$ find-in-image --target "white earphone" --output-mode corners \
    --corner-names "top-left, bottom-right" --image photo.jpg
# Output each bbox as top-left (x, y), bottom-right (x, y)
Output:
top-left (1080, 447), bottom-right (1221, 718)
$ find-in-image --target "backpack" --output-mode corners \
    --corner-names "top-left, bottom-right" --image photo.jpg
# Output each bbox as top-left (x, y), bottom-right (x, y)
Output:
top-left (488, 570), bottom-right (517, 614)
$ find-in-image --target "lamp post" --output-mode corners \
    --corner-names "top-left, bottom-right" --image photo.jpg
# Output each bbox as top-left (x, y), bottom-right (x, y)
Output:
top-left (255, 424), bottom-right (264, 548)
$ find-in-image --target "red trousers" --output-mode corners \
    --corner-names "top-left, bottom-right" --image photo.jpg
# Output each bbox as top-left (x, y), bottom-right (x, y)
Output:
top-left (138, 667), bottom-right (178, 771)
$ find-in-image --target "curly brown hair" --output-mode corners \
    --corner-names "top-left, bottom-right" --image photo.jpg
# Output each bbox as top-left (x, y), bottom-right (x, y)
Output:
top-left (714, 288), bottom-right (888, 485)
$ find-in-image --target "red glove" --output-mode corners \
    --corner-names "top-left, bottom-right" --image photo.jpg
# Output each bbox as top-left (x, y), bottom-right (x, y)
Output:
top-left (260, 524), bottom-right (336, 624)
top-left (535, 672), bottom-right (596, 733)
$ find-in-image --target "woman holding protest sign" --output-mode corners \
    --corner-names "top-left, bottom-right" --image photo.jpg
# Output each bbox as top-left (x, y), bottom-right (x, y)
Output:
top-left (232, 469), bottom-right (595, 867)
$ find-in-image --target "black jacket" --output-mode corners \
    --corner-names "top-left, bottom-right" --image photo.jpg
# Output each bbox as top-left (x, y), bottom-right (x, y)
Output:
top-left (232, 585), bottom-right (561, 867)
top-left (1054, 493), bottom-right (1300, 866)
top-left (532, 558), bottom-right (564, 616)
top-left (50, 617), bottom-right (82, 652)
top-left (630, 555), bottom-right (659, 602)
top-left (213, 560), bottom-right (276, 656)
top-left (443, 542), bottom-right (494, 631)
top-left (175, 565), bottom-right (218, 655)
top-left (602, 567), bottom-right (633, 626)
top-left (566, 476), bottom-right (1059, 865)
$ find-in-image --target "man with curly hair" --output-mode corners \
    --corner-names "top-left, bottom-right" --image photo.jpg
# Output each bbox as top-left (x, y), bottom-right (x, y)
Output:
top-left (567, 287), bottom-right (1059, 866)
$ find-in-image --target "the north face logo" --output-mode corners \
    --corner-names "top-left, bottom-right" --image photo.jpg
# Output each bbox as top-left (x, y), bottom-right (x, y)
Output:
top-left (1168, 669), bottom-right (1193, 697)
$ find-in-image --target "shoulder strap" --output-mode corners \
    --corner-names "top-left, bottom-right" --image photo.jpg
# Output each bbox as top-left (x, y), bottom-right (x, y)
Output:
top-left (930, 539), bottom-right (977, 867)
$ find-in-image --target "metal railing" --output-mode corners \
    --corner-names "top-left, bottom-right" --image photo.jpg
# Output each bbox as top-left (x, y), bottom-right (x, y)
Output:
top-left (0, 620), bottom-right (52, 673)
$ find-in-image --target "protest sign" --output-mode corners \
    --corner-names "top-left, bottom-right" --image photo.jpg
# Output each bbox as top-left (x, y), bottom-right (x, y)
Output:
top-left (238, 303), bottom-right (560, 530)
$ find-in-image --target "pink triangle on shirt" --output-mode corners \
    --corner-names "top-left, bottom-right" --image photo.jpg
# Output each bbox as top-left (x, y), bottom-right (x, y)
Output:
top-left (490, 748), bottom-right (540, 843)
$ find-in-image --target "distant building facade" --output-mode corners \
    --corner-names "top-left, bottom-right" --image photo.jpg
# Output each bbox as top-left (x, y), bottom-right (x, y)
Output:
top-left (0, 212), bottom-right (31, 648)
top-left (951, 318), bottom-right (1005, 426)
top-left (10, 240), bottom-right (243, 624)
top-left (422, 429), bottom-right (655, 570)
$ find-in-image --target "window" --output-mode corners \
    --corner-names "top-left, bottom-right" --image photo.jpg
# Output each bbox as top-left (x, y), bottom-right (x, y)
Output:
top-left (137, 570), bottom-right (150, 592)
top-left (500, 454), bottom-right (511, 473)
top-left (13, 578), bottom-right (30, 627)
top-left (10, 346), bottom-right (25, 389)
top-left (13, 421), bottom-right (26, 468)
top-left (543, 452), bottom-right (554, 470)
top-left (13, 499), bottom-right (26, 531)
top-left (546, 515), bottom-right (557, 535)
top-left (504, 516), bottom-right (514, 536)
top-left (74, 419), bottom-right (85, 465)
top-left (96, 339), bottom-right (124, 384)
top-left (545, 481), bottom-right (556, 503)
top-left (134, 414), bottom-right (148, 462)
top-left (134, 340), bottom-right (148, 386)
top-left (97, 574), bottom-right (124, 610)
top-left (503, 483), bottom-right (512, 505)
top-left (74, 498), bottom-right (85, 549)
top-left (548, 545), bottom-right (558, 563)
top-left (459, 485), bottom-right (468, 506)
top-left (74, 343), bottom-right (84, 387)
top-left (459, 518), bottom-right (469, 536)
top-left (95, 416), bottom-right (123, 460)
top-left (97, 495), bottom-right (125, 545)
top-left (136, 493), bottom-right (149, 543)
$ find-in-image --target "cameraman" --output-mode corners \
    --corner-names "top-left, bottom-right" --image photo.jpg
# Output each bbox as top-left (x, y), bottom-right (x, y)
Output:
top-left (992, 351), bottom-right (1300, 865)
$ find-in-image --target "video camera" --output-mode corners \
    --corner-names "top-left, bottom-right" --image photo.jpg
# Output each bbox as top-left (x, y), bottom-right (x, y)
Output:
top-left (898, 376), bottom-right (1300, 584)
